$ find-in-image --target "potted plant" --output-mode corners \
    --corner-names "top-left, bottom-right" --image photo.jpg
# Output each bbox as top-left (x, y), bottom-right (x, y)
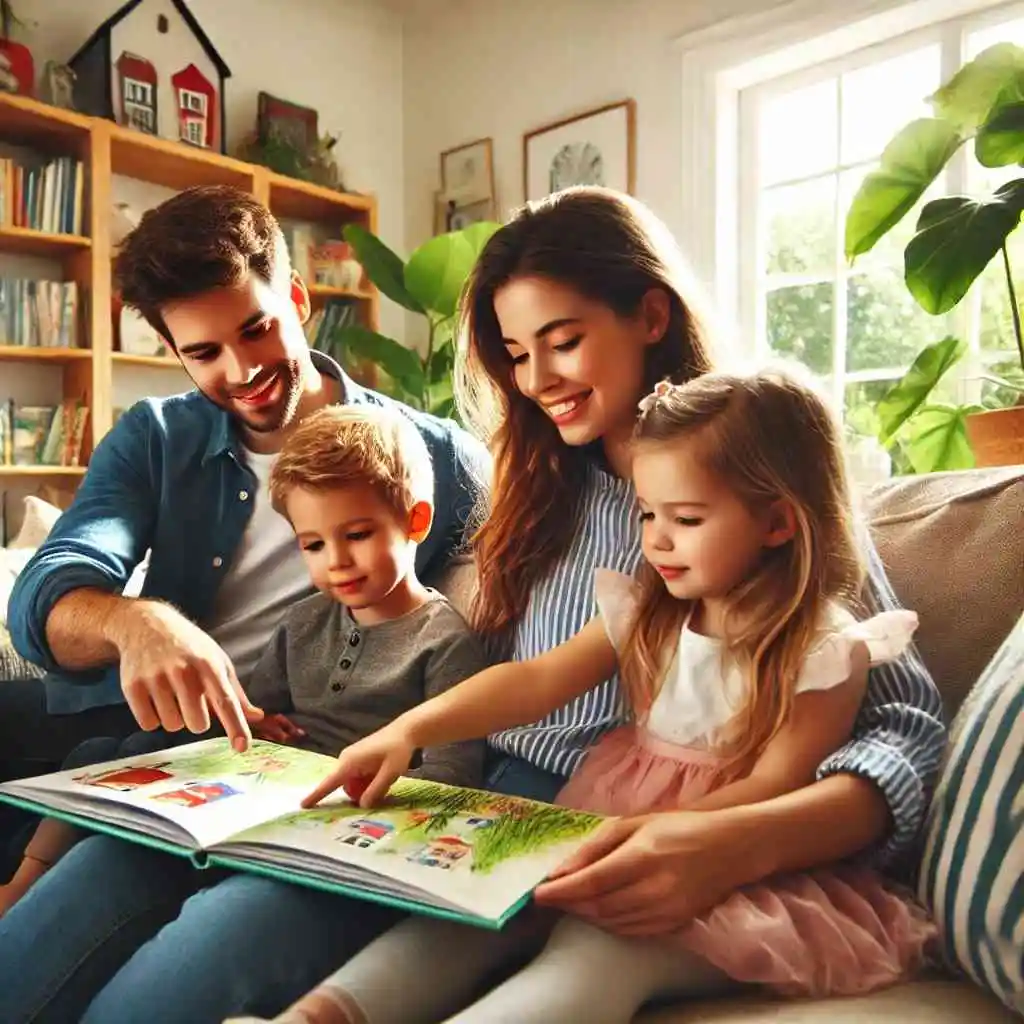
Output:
top-left (845, 42), bottom-right (1024, 470)
top-left (325, 220), bottom-right (500, 420)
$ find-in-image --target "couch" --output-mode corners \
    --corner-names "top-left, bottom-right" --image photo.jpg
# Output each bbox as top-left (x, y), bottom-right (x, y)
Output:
top-left (3, 469), bottom-right (1023, 1021)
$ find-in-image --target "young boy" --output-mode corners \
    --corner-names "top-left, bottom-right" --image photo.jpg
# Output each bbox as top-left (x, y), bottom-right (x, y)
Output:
top-left (0, 404), bottom-right (485, 914)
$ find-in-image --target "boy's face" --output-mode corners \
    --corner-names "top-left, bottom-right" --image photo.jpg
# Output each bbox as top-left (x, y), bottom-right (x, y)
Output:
top-left (161, 271), bottom-right (318, 446)
top-left (285, 483), bottom-right (422, 614)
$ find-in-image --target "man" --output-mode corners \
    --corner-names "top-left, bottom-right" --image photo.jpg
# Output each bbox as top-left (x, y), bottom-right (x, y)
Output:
top-left (0, 185), bottom-right (488, 1022)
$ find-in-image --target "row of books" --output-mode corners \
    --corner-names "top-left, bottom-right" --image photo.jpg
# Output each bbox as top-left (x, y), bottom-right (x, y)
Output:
top-left (1, 278), bottom-right (81, 348)
top-left (306, 298), bottom-right (358, 364)
top-left (0, 398), bottom-right (89, 468)
top-left (0, 155), bottom-right (86, 236)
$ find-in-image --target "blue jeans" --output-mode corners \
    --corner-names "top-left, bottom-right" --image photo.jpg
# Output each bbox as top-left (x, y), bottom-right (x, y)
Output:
top-left (0, 750), bottom-right (564, 1023)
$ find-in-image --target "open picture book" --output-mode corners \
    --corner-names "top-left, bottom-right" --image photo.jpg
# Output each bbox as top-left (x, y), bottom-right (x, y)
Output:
top-left (0, 737), bottom-right (606, 929)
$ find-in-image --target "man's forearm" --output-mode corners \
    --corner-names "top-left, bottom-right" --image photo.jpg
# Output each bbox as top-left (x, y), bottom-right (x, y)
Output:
top-left (720, 773), bottom-right (891, 885)
top-left (44, 589), bottom-right (146, 670)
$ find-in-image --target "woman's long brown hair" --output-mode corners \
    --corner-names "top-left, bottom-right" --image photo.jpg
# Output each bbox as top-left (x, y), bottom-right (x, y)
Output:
top-left (457, 187), bottom-right (715, 638)
top-left (619, 370), bottom-right (864, 777)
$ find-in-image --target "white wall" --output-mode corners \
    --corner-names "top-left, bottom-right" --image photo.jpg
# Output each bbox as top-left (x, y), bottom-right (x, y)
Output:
top-left (401, 0), bottom-right (773, 273)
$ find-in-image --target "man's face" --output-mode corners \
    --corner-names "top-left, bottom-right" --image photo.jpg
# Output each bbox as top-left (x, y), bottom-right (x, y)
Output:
top-left (161, 272), bottom-right (315, 442)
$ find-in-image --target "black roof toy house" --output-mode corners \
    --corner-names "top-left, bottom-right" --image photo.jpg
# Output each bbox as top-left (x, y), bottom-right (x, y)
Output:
top-left (68, 0), bottom-right (230, 154)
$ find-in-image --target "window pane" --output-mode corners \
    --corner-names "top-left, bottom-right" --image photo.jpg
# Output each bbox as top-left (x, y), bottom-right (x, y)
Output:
top-left (760, 78), bottom-right (838, 186)
top-left (978, 227), bottom-right (1024, 351)
top-left (840, 46), bottom-right (941, 165)
top-left (982, 357), bottom-right (1024, 405)
top-left (847, 268), bottom-right (951, 371)
top-left (763, 175), bottom-right (836, 276)
top-left (845, 377), bottom-right (896, 437)
top-left (969, 17), bottom-right (1024, 57)
top-left (766, 282), bottom-right (833, 374)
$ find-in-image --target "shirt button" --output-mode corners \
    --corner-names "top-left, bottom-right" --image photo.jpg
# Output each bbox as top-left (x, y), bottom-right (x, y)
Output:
top-left (349, 632), bottom-right (360, 647)
top-left (239, 490), bottom-right (249, 501)
top-left (331, 682), bottom-right (342, 692)
top-left (340, 658), bottom-right (352, 670)
top-left (212, 556), bottom-right (223, 568)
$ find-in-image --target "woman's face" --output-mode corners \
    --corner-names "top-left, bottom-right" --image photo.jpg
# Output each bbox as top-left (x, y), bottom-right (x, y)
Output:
top-left (494, 275), bottom-right (667, 461)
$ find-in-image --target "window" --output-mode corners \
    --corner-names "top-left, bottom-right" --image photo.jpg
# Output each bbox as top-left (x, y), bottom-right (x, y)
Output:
top-left (180, 90), bottom-right (206, 114)
top-left (125, 103), bottom-right (155, 134)
top-left (733, 2), bottom-right (1024, 432)
top-left (124, 80), bottom-right (152, 106)
top-left (184, 118), bottom-right (205, 146)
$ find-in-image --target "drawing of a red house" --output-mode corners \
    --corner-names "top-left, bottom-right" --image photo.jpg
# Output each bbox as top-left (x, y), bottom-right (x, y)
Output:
top-left (116, 52), bottom-right (157, 135)
top-left (171, 63), bottom-right (217, 149)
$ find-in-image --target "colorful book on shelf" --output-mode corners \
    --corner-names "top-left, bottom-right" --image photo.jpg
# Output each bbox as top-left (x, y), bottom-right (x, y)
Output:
top-left (2, 398), bottom-right (88, 467)
top-left (0, 738), bottom-right (605, 929)
top-left (0, 154), bottom-right (84, 235)
top-left (0, 277), bottom-right (80, 348)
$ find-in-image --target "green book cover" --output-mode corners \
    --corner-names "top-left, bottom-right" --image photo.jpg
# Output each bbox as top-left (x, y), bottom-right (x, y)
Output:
top-left (0, 737), bottom-right (605, 930)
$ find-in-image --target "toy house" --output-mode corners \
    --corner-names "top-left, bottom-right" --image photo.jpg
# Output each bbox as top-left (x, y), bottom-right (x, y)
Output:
top-left (67, 0), bottom-right (230, 153)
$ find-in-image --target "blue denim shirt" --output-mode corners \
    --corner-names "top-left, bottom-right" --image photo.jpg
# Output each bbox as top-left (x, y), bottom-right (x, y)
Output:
top-left (8, 351), bottom-right (490, 714)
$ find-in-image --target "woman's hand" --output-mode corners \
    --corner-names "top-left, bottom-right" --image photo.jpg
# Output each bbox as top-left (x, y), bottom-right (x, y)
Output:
top-left (302, 724), bottom-right (417, 809)
top-left (534, 810), bottom-right (760, 937)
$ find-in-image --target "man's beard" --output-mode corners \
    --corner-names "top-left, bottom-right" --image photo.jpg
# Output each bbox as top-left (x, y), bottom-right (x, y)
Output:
top-left (215, 360), bottom-right (304, 434)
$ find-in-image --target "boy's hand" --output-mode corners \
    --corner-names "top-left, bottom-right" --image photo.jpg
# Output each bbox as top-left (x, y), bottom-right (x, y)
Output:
top-left (253, 714), bottom-right (306, 745)
top-left (302, 725), bottom-right (416, 809)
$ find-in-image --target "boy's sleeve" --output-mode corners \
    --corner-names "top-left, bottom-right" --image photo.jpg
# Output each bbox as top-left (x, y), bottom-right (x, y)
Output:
top-left (245, 622), bottom-right (293, 714)
top-left (410, 626), bottom-right (489, 789)
top-left (8, 404), bottom-right (157, 673)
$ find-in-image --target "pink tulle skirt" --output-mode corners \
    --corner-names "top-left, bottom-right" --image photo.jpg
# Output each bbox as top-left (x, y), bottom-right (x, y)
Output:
top-left (556, 726), bottom-right (936, 998)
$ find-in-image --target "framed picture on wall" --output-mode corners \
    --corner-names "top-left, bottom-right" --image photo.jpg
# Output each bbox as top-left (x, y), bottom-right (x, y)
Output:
top-left (523, 99), bottom-right (636, 202)
top-left (440, 137), bottom-right (496, 205)
top-left (433, 191), bottom-right (497, 236)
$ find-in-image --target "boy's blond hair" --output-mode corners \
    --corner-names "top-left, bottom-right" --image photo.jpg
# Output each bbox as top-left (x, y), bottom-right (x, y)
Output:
top-left (269, 404), bottom-right (433, 519)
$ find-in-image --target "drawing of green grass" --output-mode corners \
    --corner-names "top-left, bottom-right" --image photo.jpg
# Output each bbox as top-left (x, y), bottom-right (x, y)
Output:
top-left (380, 779), bottom-right (603, 874)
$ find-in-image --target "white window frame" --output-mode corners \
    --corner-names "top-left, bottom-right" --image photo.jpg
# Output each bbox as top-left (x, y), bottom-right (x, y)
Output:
top-left (675, 0), bottom-right (1021, 330)
top-left (183, 117), bottom-right (205, 146)
top-left (180, 89), bottom-right (207, 115)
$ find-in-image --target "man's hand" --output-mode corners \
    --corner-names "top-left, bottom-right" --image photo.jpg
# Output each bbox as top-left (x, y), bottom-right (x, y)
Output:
top-left (253, 713), bottom-right (307, 745)
top-left (534, 810), bottom-right (758, 937)
top-left (303, 723), bottom-right (417, 809)
top-left (116, 601), bottom-right (263, 752)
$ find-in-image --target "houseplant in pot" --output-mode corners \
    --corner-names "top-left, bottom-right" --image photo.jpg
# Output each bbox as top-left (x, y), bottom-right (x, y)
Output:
top-left (321, 220), bottom-right (500, 421)
top-left (845, 42), bottom-right (1024, 469)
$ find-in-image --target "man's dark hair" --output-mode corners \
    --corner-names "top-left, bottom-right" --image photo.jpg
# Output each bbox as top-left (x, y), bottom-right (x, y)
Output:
top-left (114, 184), bottom-right (289, 345)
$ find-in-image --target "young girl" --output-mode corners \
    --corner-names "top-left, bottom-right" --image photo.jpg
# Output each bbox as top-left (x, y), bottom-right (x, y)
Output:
top-left (236, 369), bottom-right (934, 1024)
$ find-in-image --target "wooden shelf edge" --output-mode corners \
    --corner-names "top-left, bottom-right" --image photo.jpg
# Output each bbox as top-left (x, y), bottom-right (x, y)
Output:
top-left (269, 174), bottom-right (374, 212)
top-left (0, 464), bottom-right (87, 476)
top-left (0, 92), bottom-right (92, 132)
top-left (112, 353), bottom-right (184, 369)
top-left (0, 226), bottom-right (92, 249)
top-left (0, 345), bottom-right (92, 362)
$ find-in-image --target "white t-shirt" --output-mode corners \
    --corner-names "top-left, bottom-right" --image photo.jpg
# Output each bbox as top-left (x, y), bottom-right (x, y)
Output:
top-left (208, 448), bottom-right (313, 681)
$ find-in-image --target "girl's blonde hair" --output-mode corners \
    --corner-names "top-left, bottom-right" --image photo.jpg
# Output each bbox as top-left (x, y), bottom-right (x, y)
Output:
top-left (456, 187), bottom-right (715, 638)
top-left (620, 368), bottom-right (864, 778)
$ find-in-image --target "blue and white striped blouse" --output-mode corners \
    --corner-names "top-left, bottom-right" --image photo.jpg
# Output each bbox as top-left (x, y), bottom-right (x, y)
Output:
top-left (488, 462), bottom-right (947, 864)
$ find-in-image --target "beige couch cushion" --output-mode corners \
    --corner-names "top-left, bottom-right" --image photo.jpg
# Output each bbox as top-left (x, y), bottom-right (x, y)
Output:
top-left (637, 979), bottom-right (1017, 1023)
top-left (866, 467), bottom-right (1024, 716)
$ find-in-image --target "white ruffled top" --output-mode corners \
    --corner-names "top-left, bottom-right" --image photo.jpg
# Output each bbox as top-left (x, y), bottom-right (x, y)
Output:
top-left (594, 568), bottom-right (919, 749)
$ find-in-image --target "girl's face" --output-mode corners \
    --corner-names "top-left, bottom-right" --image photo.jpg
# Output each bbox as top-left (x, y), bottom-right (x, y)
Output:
top-left (494, 276), bottom-right (666, 467)
top-left (633, 438), bottom-right (790, 608)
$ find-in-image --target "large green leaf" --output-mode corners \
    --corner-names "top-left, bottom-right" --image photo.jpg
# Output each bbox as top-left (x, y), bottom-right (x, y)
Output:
top-left (903, 405), bottom-right (978, 473)
top-left (404, 222), bottom-right (501, 317)
top-left (334, 325), bottom-right (425, 398)
top-left (905, 180), bottom-right (1024, 314)
top-left (876, 335), bottom-right (966, 443)
top-left (341, 224), bottom-right (425, 315)
top-left (844, 119), bottom-right (961, 260)
top-left (428, 335), bottom-right (455, 384)
top-left (975, 101), bottom-right (1024, 167)
top-left (930, 43), bottom-right (1024, 133)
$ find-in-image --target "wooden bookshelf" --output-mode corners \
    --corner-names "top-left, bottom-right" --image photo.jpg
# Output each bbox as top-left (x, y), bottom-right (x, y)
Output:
top-left (0, 93), bottom-right (379, 483)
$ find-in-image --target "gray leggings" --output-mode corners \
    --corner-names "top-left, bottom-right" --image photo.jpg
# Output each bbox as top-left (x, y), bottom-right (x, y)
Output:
top-left (307, 911), bottom-right (732, 1024)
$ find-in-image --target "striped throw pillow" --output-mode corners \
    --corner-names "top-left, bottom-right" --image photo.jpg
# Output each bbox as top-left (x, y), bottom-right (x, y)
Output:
top-left (919, 611), bottom-right (1024, 1016)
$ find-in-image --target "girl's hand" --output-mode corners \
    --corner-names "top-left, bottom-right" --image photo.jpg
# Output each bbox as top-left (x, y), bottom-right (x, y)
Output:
top-left (534, 810), bottom-right (758, 937)
top-left (302, 725), bottom-right (416, 809)
top-left (252, 713), bottom-right (306, 745)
